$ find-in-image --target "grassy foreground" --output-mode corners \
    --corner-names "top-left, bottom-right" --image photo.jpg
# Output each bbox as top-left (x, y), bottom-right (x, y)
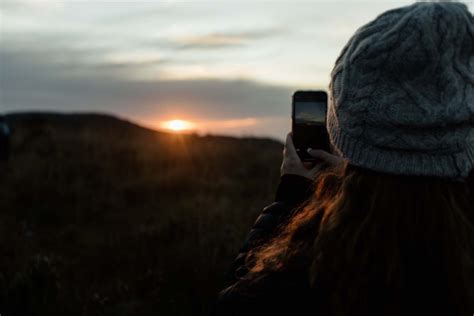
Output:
top-left (0, 113), bottom-right (283, 316)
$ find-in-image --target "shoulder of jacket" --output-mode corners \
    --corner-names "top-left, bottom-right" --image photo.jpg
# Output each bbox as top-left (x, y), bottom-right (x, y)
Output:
top-left (253, 202), bottom-right (293, 234)
top-left (262, 201), bottom-right (292, 216)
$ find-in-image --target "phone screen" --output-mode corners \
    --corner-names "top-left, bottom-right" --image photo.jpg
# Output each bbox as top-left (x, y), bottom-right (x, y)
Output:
top-left (294, 101), bottom-right (326, 125)
top-left (292, 91), bottom-right (330, 161)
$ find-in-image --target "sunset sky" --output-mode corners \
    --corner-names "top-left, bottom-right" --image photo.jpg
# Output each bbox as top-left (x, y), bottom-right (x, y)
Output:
top-left (1, 1), bottom-right (472, 140)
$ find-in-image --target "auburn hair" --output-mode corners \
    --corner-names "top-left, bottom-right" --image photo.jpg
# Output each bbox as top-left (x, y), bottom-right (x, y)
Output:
top-left (240, 163), bottom-right (474, 315)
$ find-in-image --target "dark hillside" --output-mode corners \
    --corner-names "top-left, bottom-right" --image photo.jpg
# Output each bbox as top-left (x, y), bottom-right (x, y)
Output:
top-left (0, 112), bottom-right (283, 315)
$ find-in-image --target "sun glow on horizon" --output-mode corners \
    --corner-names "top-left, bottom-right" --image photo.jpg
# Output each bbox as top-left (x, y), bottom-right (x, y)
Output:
top-left (161, 119), bottom-right (194, 132)
top-left (157, 117), bottom-right (261, 134)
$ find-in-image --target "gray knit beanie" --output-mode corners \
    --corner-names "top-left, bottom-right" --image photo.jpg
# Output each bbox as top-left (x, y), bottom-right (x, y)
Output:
top-left (327, 2), bottom-right (474, 179)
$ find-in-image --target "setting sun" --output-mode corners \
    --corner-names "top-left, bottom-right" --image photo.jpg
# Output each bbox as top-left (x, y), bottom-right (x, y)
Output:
top-left (161, 119), bottom-right (194, 132)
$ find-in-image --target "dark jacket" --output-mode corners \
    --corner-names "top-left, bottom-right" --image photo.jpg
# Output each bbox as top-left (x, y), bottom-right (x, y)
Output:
top-left (212, 174), bottom-right (317, 315)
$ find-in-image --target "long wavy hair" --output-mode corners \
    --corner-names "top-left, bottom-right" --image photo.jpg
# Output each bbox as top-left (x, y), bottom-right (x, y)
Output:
top-left (239, 163), bottom-right (474, 315)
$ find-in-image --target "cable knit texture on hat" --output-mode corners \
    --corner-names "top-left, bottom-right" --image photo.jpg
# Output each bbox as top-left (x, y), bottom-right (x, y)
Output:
top-left (327, 2), bottom-right (474, 178)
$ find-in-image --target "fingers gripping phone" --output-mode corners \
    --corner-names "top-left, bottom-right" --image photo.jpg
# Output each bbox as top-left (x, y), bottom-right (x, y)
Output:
top-left (291, 90), bottom-right (331, 162)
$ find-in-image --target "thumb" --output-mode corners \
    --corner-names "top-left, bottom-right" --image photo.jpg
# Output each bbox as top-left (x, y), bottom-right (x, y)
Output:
top-left (307, 148), bottom-right (344, 166)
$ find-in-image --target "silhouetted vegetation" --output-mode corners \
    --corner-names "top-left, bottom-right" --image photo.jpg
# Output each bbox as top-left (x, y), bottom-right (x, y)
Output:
top-left (0, 113), bottom-right (283, 315)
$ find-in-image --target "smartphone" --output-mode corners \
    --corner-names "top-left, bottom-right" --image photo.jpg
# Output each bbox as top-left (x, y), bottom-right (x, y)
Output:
top-left (291, 90), bottom-right (331, 162)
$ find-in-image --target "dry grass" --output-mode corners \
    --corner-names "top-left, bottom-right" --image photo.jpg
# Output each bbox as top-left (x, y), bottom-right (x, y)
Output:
top-left (0, 113), bottom-right (283, 315)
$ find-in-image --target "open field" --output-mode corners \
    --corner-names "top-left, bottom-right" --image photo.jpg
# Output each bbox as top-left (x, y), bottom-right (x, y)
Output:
top-left (0, 113), bottom-right (283, 315)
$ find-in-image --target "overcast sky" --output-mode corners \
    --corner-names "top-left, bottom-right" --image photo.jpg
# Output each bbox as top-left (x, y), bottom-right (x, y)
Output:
top-left (1, 0), bottom-right (472, 140)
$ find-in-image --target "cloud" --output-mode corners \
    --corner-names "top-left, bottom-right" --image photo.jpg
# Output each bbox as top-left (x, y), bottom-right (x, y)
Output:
top-left (0, 0), bottom-right (64, 11)
top-left (174, 34), bottom-right (246, 49)
top-left (97, 51), bottom-right (170, 70)
top-left (0, 47), bottom-right (294, 123)
top-left (171, 28), bottom-right (286, 49)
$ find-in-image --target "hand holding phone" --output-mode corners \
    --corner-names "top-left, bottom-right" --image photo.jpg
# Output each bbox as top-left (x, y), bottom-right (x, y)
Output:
top-left (280, 132), bottom-right (326, 180)
top-left (280, 132), bottom-right (345, 180)
top-left (291, 90), bottom-right (331, 162)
